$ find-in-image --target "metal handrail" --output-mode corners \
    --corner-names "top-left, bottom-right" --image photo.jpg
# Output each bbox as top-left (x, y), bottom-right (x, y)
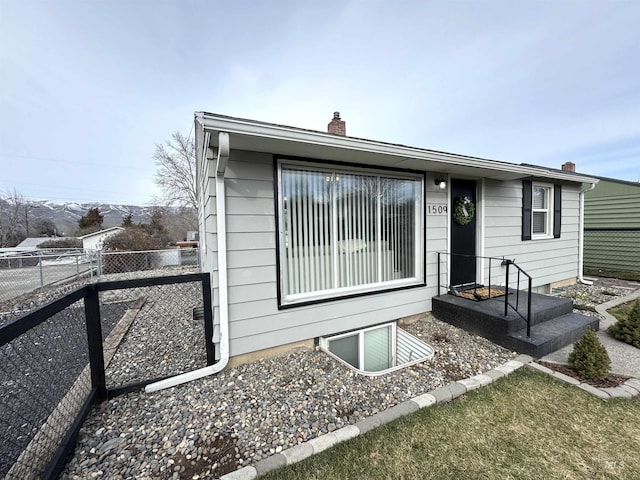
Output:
top-left (501, 259), bottom-right (533, 337)
top-left (436, 251), bottom-right (533, 338)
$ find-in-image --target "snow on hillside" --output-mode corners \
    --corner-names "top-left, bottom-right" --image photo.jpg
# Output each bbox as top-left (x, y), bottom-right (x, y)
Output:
top-left (0, 196), bottom-right (163, 234)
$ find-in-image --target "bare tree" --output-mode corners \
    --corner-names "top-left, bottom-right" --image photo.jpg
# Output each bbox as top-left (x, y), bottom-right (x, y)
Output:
top-left (0, 189), bottom-right (27, 247)
top-left (153, 131), bottom-right (197, 211)
top-left (33, 218), bottom-right (57, 236)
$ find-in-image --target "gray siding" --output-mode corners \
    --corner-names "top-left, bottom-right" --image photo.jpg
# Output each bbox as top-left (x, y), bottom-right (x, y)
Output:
top-left (202, 149), bottom-right (582, 357)
top-left (483, 180), bottom-right (581, 288)
top-left (205, 150), bottom-right (445, 357)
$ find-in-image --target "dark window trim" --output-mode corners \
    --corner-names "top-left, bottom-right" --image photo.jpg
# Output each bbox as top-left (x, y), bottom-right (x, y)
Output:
top-left (522, 179), bottom-right (562, 241)
top-left (553, 183), bottom-right (562, 238)
top-left (277, 282), bottom-right (427, 310)
top-left (273, 154), bottom-right (427, 310)
top-left (275, 154), bottom-right (426, 176)
top-left (522, 180), bottom-right (532, 241)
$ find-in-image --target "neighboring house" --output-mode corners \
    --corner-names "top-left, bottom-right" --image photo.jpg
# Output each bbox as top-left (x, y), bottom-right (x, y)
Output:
top-left (175, 231), bottom-right (199, 249)
top-left (0, 237), bottom-right (57, 256)
top-left (15, 237), bottom-right (52, 248)
top-left (194, 112), bottom-right (599, 363)
top-left (78, 227), bottom-right (124, 251)
top-left (583, 175), bottom-right (640, 280)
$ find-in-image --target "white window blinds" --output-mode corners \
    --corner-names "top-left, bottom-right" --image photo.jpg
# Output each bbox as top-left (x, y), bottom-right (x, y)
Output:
top-left (279, 162), bottom-right (423, 303)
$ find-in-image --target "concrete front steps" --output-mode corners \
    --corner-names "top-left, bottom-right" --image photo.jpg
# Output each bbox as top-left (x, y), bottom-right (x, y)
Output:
top-left (432, 289), bottom-right (599, 357)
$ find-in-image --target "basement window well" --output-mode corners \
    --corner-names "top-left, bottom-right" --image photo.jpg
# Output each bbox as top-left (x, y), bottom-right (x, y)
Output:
top-left (319, 322), bottom-right (434, 376)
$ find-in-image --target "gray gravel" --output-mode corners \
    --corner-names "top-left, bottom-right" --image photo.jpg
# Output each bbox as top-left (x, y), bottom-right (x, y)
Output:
top-left (0, 266), bottom-right (201, 479)
top-left (60, 314), bottom-right (516, 479)
top-left (553, 277), bottom-right (640, 317)
top-left (103, 280), bottom-right (206, 388)
top-left (9, 274), bottom-right (632, 479)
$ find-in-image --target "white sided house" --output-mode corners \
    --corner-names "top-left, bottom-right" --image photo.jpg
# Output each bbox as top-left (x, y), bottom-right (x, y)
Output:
top-left (78, 227), bottom-right (124, 251)
top-left (194, 112), bottom-right (599, 367)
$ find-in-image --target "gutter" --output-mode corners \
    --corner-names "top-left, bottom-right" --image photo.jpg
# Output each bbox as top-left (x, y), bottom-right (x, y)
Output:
top-left (197, 112), bottom-right (599, 185)
top-left (146, 131), bottom-right (231, 392)
top-left (578, 182), bottom-right (597, 285)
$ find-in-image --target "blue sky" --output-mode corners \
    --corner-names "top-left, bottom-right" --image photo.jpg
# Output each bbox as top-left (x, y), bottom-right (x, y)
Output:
top-left (1, 0), bottom-right (639, 204)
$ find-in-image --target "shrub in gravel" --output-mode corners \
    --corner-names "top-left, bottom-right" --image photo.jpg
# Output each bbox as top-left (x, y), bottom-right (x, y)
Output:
top-left (568, 328), bottom-right (611, 381)
top-left (608, 299), bottom-right (640, 348)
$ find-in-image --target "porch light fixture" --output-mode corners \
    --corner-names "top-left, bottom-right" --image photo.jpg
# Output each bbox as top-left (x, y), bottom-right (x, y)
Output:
top-left (435, 176), bottom-right (447, 190)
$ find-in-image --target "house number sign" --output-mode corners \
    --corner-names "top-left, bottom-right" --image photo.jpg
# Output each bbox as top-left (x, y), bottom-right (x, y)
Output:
top-left (426, 204), bottom-right (448, 215)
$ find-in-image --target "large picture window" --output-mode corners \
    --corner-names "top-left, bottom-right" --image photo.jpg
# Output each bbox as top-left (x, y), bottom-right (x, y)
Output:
top-left (277, 159), bottom-right (424, 305)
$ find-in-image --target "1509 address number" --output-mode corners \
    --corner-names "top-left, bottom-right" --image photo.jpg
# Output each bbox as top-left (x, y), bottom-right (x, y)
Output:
top-left (426, 204), bottom-right (448, 215)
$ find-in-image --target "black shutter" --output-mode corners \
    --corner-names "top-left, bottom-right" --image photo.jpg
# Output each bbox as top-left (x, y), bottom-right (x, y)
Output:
top-left (553, 184), bottom-right (562, 238)
top-left (522, 180), bottom-right (532, 241)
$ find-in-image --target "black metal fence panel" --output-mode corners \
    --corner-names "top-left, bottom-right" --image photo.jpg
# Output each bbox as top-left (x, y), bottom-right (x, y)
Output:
top-left (0, 290), bottom-right (90, 479)
top-left (0, 273), bottom-right (214, 479)
top-left (98, 278), bottom-right (208, 392)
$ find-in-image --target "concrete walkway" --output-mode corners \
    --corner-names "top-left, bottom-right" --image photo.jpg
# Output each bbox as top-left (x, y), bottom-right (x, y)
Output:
top-left (543, 280), bottom-right (640, 378)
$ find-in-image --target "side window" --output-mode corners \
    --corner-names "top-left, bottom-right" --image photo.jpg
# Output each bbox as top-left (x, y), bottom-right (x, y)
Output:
top-left (522, 180), bottom-right (561, 240)
top-left (532, 184), bottom-right (551, 236)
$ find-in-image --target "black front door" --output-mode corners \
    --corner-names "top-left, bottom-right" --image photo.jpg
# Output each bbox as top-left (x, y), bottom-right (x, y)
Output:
top-left (450, 179), bottom-right (477, 288)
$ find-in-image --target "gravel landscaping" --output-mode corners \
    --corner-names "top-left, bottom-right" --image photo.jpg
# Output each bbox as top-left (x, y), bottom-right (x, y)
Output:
top-left (58, 314), bottom-right (517, 479)
top-left (553, 277), bottom-right (640, 315)
top-left (0, 266), bottom-right (202, 479)
top-left (4, 273), bottom-right (638, 479)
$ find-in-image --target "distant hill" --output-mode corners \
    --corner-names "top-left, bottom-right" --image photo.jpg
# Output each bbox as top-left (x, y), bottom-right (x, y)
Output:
top-left (0, 196), bottom-right (197, 246)
top-left (26, 200), bottom-right (159, 235)
top-left (0, 197), bottom-right (159, 236)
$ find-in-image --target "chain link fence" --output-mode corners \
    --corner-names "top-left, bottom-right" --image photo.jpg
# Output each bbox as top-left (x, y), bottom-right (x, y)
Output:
top-left (98, 248), bottom-right (199, 276)
top-left (584, 229), bottom-right (640, 281)
top-left (0, 250), bottom-right (96, 303)
top-left (0, 248), bottom-right (199, 307)
top-left (0, 273), bottom-right (213, 479)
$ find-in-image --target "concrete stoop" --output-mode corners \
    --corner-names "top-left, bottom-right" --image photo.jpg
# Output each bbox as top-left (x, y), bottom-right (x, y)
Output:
top-left (432, 290), bottom-right (599, 357)
top-left (219, 355), bottom-right (533, 480)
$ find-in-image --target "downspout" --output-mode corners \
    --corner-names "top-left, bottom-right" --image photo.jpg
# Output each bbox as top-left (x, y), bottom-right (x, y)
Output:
top-left (578, 182), bottom-right (597, 285)
top-left (146, 131), bottom-right (231, 392)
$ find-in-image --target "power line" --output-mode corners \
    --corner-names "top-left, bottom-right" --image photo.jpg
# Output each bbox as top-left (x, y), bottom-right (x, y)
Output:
top-left (0, 185), bottom-right (155, 205)
top-left (0, 153), bottom-right (152, 172)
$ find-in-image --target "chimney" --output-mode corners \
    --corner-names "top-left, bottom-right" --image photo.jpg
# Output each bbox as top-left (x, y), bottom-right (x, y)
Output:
top-left (561, 161), bottom-right (576, 172)
top-left (328, 111), bottom-right (346, 136)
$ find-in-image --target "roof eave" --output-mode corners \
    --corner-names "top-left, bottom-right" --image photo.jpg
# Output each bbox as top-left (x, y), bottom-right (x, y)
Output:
top-left (196, 112), bottom-right (600, 184)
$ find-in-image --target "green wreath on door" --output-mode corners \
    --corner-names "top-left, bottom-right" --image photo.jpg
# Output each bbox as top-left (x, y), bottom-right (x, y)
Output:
top-left (453, 196), bottom-right (475, 225)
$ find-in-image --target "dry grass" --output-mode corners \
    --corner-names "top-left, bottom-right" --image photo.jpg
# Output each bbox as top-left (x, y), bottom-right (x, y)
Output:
top-left (262, 368), bottom-right (640, 480)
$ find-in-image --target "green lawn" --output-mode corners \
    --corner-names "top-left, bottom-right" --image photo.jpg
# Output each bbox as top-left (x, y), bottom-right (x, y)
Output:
top-left (262, 368), bottom-right (640, 480)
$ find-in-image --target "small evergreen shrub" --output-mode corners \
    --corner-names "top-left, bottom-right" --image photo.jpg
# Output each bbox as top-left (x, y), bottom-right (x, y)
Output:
top-left (608, 300), bottom-right (640, 348)
top-left (568, 328), bottom-right (610, 381)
